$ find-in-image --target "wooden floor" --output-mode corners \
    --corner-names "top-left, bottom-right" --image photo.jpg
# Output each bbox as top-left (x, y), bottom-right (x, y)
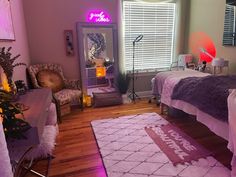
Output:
top-left (32, 99), bottom-right (232, 177)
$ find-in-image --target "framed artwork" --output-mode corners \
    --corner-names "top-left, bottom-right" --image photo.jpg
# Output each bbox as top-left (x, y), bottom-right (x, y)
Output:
top-left (0, 0), bottom-right (15, 41)
top-left (64, 30), bottom-right (74, 56)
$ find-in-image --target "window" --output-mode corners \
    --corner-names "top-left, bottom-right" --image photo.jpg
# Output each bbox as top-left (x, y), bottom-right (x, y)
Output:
top-left (223, 4), bottom-right (236, 46)
top-left (123, 1), bottom-right (176, 72)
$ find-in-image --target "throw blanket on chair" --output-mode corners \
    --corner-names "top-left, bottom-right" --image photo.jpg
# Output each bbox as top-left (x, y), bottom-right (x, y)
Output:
top-left (171, 75), bottom-right (236, 121)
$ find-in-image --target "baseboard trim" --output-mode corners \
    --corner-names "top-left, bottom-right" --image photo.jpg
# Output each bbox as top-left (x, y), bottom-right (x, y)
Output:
top-left (135, 90), bottom-right (153, 98)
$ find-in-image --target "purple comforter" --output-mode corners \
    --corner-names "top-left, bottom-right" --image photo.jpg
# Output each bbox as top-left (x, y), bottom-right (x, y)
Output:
top-left (171, 75), bottom-right (236, 122)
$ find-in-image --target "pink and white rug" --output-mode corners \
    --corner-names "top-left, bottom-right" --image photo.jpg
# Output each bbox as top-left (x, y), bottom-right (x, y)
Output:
top-left (145, 124), bottom-right (212, 165)
top-left (91, 113), bottom-right (230, 177)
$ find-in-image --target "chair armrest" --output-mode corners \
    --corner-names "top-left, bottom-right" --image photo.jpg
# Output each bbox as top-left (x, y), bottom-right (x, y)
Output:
top-left (64, 79), bottom-right (81, 90)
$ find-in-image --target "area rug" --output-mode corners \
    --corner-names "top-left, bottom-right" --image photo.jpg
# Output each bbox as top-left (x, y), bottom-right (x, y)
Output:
top-left (91, 113), bottom-right (230, 177)
top-left (145, 124), bottom-right (212, 165)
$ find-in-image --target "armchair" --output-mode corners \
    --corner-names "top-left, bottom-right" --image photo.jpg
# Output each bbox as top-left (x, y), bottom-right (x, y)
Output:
top-left (27, 64), bottom-right (83, 122)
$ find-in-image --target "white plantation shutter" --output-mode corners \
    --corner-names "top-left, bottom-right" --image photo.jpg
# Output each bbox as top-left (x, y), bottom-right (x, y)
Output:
top-left (123, 1), bottom-right (176, 72)
top-left (223, 4), bottom-right (236, 46)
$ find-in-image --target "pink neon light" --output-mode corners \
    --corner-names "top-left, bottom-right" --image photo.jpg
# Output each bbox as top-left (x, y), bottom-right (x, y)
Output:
top-left (87, 10), bottom-right (111, 23)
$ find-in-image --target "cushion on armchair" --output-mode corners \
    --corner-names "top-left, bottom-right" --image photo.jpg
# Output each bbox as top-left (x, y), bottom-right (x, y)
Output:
top-left (54, 89), bottom-right (82, 106)
top-left (37, 70), bottom-right (65, 92)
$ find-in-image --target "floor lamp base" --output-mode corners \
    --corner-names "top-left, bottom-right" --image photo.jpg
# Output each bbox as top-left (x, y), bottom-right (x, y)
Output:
top-left (128, 91), bottom-right (141, 103)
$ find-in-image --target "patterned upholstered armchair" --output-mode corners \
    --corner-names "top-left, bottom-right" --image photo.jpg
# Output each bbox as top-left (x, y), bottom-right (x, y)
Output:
top-left (27, 64), bottom-right (83, 122)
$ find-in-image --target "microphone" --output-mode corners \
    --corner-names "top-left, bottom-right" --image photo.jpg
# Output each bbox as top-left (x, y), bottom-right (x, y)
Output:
top-left (133, 35), bottom-right (143, 43)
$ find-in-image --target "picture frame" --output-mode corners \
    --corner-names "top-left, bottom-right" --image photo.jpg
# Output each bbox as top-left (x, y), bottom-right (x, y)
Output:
top-left (0, 0), bottom-right (15, 41)
top-left (64, 30), bottom-right (74, 56)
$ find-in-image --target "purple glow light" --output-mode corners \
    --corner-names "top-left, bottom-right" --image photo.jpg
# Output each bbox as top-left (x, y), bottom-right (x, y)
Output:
top-left (87, 10), bottom-right (111, 23)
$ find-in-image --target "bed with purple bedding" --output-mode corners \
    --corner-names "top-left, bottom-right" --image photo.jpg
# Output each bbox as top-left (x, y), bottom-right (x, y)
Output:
top-left (153, 70), bottom-right (236, 176)
top-left (171, 75), bottom-right (236, 122)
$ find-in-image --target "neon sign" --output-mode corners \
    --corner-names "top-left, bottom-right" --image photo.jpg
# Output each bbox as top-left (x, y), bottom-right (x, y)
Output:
top-left (87, 11), bottom-right (111, 23)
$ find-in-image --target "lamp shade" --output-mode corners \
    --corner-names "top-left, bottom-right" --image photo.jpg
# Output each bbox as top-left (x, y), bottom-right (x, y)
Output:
top-left (212, 58), bottom-right (225, 67)
top-left (96, 67), bottom-right (106, 77)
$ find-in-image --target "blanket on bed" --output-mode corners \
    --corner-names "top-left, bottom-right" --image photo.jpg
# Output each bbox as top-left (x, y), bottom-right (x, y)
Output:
top-left (171, 75), bottom-right (236, 121)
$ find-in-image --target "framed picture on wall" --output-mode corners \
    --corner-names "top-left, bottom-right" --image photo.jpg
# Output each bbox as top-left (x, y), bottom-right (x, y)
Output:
top-left (0, 0), bottom-right (15, 41)
top-left (64, 30), bottom-right (75, 56)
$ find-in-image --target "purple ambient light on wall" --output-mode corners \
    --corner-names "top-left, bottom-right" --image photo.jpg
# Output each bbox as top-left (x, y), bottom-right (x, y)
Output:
top-left (87, 10), bottom-right (111, 23)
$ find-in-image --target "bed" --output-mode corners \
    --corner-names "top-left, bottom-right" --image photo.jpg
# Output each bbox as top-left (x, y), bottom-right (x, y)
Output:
top-left (152, 69), bottom-right (236, 176)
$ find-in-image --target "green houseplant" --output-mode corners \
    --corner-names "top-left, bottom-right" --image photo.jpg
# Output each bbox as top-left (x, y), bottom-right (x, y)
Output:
top-left (0, 90), bottom-right (30, 139)
top-left (0, 47), bottom-right (30, 139)
top-left (116, 72), bottom-right (130, 94)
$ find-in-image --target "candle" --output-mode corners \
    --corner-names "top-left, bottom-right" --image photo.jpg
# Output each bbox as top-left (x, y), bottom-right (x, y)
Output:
top-left (86, 95), bottom-right (92, 107)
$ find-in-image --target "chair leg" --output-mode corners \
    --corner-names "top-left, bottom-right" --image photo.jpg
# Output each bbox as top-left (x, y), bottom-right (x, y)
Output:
top-left (80, 95), bottom-right (84, 111)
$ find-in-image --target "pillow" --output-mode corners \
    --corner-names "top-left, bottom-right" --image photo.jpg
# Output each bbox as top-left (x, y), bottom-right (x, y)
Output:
top-left (36, 70), bottom-right (64, 92)
top-left (93, 91), bottom-right (122, 107)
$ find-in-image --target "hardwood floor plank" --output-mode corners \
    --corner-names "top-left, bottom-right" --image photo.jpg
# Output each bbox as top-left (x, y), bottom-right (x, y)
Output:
top-left (27, 99), bottom-right (232, 176)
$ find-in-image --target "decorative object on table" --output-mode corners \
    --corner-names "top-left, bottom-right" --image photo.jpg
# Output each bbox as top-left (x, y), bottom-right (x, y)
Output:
top-left (0, 0), bottom-right (15, 41)
top-left (103, 58), bottom-right (113, 67)
top-left (64, 30), bottom-right (74, 56)
top-left (0, 90), bottom-right (31, 139)
top-left (171, 54), bottom-right (195, 70)
top-left (0, 47), bottom-right (26, 94)
top-left (195, 60), bottom-right (207, 72)
top-left (129, 34), bottom-right (143, 102)
top-left (14, 80), bottom-right (27, 95)
top-left (91, 112), bottom-right (230, 177)
top-left (199, 47), bottom-right (229, 75)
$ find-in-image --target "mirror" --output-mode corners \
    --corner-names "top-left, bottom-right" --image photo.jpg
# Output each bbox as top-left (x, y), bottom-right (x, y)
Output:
top-left (76, 23), bottom-right (118, 96)
top-left (223, 0), bottom-right (236, 46)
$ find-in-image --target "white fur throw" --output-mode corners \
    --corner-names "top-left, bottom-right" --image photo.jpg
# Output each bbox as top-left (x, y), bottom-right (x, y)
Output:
top-left (26, 125), bottom-right (57, 160)
top-left (9, 125), bottom-right (57, 163)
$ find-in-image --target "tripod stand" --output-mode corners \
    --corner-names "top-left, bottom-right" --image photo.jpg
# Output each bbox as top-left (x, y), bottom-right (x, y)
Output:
top-left (128, 34), bottom-right (143, 103)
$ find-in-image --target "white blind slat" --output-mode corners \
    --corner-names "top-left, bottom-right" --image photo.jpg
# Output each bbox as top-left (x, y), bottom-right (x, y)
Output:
top-left (123, 1), bottom-right (176, 72)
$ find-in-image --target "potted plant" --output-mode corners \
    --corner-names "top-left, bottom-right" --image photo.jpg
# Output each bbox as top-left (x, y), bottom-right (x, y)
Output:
top-left (116, 72), bottom-right (131, 103)
top-left (0, 90), bottom-right (31, 139)
top-left (0, 47), bottom-right (26, 94)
